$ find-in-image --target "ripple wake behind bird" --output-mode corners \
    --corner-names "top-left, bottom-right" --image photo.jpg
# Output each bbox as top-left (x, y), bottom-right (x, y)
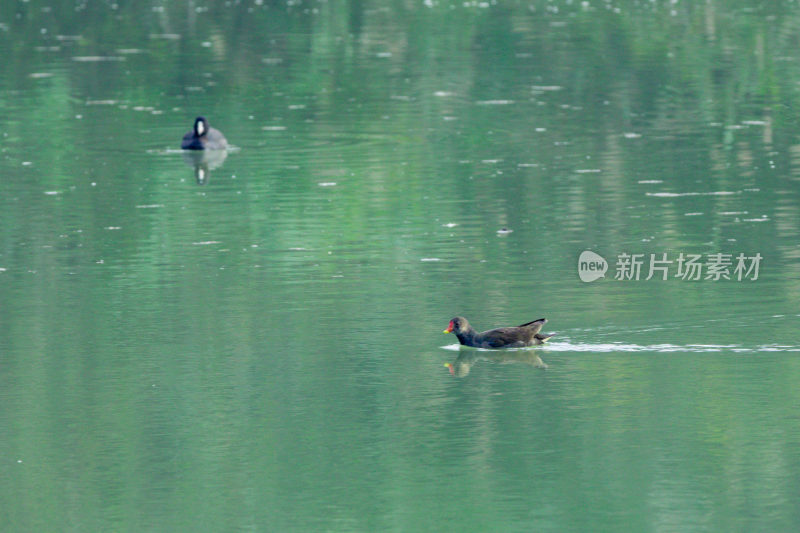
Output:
top-left (442, 341), bottom-right (800, 353)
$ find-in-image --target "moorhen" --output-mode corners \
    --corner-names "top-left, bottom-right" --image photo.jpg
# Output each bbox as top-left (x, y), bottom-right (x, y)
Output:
top-left (181, 116), bottom-right (228, 150)
top-left (443, 316), bottom-right (554, 348)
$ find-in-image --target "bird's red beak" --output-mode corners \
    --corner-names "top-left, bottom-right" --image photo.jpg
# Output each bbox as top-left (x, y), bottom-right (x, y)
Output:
top-left (443, 320), bottom-right (453, 334)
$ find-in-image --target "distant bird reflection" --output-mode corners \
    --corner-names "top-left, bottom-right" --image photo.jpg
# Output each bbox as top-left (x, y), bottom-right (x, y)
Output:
top-left (445, 347), bottom-right (547, 378)
top-left (182, 148), bottom-right (228, 185)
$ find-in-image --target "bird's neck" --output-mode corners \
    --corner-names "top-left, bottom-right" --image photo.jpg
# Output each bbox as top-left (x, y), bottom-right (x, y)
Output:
top-left (456, 327), bottom-right (476, 345)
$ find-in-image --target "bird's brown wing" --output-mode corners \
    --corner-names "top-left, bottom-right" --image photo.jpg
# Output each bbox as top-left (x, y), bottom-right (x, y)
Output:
top-left (476, 327), bottom-right (533, 348)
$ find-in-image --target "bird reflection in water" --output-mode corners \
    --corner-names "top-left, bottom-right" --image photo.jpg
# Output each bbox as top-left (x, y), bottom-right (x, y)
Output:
top-left (445, 348), bottom-right (548, 378)
top-left (181, 149), bottom-right (228, 185)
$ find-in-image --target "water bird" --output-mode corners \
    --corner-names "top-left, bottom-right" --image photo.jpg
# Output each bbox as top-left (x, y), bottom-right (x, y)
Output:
top-left (443, 316), bottom-right (554, 348)
top-left (181, 116), bottom-right (228, 150)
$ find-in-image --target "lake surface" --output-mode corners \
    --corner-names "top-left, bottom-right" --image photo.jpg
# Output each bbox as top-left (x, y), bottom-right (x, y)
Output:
top-left (2, 1), bottom-right (800, 531)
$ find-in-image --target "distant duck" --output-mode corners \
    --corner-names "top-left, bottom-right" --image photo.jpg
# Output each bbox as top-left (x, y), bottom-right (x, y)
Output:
top-left (181, 116), bottom-right (228, 150)
top-left (444, 316), bottom-right (555, 348)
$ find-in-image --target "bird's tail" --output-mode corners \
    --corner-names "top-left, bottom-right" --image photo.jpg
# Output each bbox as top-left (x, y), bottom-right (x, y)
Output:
top-left (517, 318), bottom-right (546, 336)
top-left (517, 318), bottom-right (547, 328)
top-left (535, 333), bottom-right (556, 343)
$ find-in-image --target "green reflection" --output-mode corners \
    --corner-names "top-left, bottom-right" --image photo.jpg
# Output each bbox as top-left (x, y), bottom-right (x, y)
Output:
top-left (1, 1), bottom-right (800, 531)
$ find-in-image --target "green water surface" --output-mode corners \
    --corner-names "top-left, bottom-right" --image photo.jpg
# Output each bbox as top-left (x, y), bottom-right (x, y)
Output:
top-left (2, 1), bottom-right (800, 531)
